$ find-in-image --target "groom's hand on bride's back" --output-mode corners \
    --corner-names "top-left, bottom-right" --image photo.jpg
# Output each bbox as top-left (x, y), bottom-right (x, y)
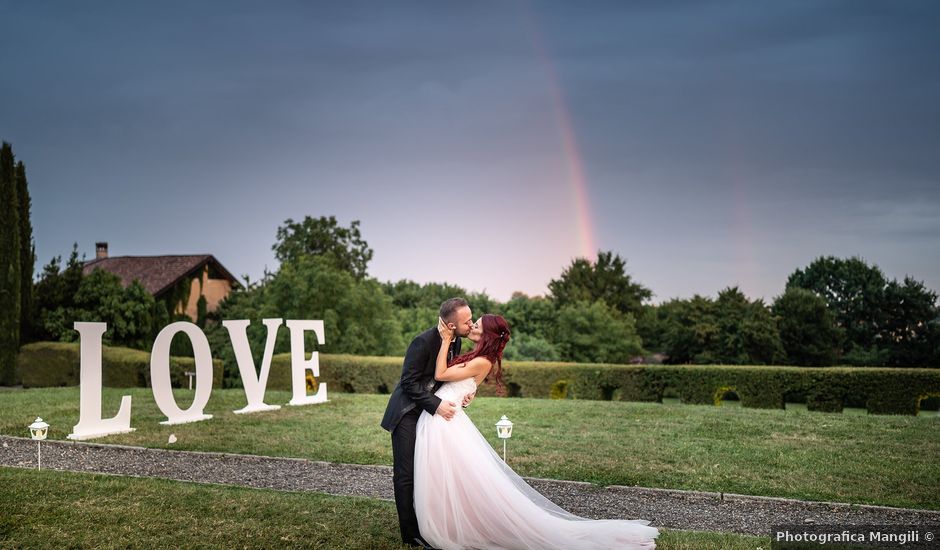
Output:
top-left (436, 400), bottom-right (457, 420)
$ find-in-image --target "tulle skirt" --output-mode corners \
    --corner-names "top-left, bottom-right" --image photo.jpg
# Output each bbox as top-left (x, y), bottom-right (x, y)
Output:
top-left (413, 407), bottom-right (659, 549)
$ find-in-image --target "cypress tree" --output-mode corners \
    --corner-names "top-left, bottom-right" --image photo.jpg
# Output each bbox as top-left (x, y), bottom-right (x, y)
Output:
top-left (196, 294), bottom-right (208, 328)
top-left (16, 161), bottom-right (35, 345)
top-left (0, 142), bottom-right (21, 385)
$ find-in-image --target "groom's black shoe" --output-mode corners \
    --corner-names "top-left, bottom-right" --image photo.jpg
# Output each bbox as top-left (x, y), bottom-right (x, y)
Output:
top-left (413, 536), bottom-right (440, 550)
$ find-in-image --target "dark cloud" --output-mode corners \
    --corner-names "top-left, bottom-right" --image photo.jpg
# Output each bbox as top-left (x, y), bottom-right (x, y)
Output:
top-left (1, 1), bottom-right (937, 301)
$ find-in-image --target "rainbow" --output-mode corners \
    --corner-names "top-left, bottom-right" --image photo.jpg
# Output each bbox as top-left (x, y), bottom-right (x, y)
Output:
top-left (524, 6), bottom-right (597, 262)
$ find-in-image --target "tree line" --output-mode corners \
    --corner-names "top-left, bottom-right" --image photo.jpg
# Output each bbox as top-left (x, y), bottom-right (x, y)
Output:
top-left (202, 216), bottom-right (939, 385)
top-left (3, 180), bottom-right (938, 386)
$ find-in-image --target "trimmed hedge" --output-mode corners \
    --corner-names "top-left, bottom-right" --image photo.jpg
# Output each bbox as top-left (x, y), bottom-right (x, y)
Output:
top-left (19, 343), bottom-right (940, 415)
top-left (266, 353), bottom-right (402, 394)
top-left (17, 342), bottom-right (223, 389)
top-left (266, 355), bottom-right (940, 416)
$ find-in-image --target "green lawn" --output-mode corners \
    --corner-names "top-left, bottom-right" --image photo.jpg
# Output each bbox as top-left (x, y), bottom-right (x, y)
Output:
top-left (1, 386), bottom-right (938, 510)
top-left (0, 467), bottom-right (771, 549)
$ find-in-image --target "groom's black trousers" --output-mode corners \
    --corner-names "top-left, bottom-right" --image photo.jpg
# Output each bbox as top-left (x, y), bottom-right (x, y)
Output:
top-left (391, 408), bottom-right (422, 545)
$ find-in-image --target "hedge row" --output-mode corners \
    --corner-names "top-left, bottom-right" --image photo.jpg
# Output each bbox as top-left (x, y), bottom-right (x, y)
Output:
top-left (265, 354), bottom-right (940, 416)
top-left (17, 342), bottom-right (222, 389)
top-left (17, 343), bottom-right (940, 415)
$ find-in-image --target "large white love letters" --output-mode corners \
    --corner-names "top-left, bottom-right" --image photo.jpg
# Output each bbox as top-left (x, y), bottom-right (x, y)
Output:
top-left (286, 320), bottom-right (328, 406)
top-left (151, 322), bottom-right (215, 425)
top-left (224, 318), bottom-right (283, 414)
top-left (67, 322), bottom-right (136, 440)
top-left (67, 319), bottom-right (329, 440)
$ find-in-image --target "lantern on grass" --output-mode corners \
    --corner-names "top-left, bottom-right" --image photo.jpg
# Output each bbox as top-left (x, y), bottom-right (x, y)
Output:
top-left (28, 417), bottom-right (49, 470)
top-left (495, 415), bottom-right (513, 462)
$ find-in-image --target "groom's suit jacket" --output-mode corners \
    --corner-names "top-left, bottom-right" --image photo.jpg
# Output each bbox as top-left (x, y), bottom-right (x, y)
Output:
top-left (381, 326), bottom-right (462, 432)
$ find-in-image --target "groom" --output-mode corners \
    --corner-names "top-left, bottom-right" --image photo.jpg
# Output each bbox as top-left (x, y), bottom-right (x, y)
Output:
top-left (381, 297), bottom-right (476, 547)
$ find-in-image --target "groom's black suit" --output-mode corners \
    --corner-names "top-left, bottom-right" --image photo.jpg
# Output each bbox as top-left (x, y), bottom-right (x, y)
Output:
top-left (381, 326), bottom-right (461, 546)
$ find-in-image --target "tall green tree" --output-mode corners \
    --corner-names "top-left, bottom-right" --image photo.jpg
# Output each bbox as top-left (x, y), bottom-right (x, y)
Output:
top-left (265, 255), bottom-right (403, 356)
top-left (205, 255), bottom-right (404, 381)
top-left (33, 244), bottom-right (85, 342)
top-left (551, 300), bottom-right (643, 364)
top-left (195, 294), bottom-right (208, 329)
top-left (205, 278), bottom-right (269, 385)
top-left (659, 295), bottom-right (720, 364)
top-left (0, 142), bottom-right (21, 385)
top-left (772, 287), bottom-right (843, 366)
top-left (383, 280), bottom-right (467, 310)
top-left (499, 292), bottom-right (557, 344)
top-left (786, 256), bottom-right (939, 366)
top-left (382, 279), bottom-right (469, 348)
top-left (501, 332), bottom-right (562, 362)
top-left (713, 286), bottom-right (784, 365)
top-left (635, 304), bottom-right (671, 353)
top-left (880, 276), bottom-right (939, 367)
top-left (44, 269), bottom-right (155, 349)
top-left (786, 256), bottom-right (888, 363)
top-left (548, 251), bottom-right (652, 316)
top-left (16, 161), bottom-right (35, 344)
top-left (273, 216), bottom-right (373, 279)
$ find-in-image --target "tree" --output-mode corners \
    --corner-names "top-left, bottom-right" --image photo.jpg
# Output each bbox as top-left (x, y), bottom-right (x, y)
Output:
top-left (551, 300), bottom-right (643, 364)
top-left (501, 333), bottom-right (562, 362)
top-left (0, 142), bottom-right (21, 385)
top-left (15, 161), bottom-right (35, 345)
top-left (498, 292), bottom-right (557, 345)
top-left (273, 216), bottom-right (373, 279)
top-left (33, 244), bottom-right (85, 342)
top-left (113, 279), bottom-right (157, 349)
top-left (772, 287), bottom-right (843, 366)
top-left (713, 287), bottom-right (785, 365)
top-left (383, 280), bottom-right (467, 310)
top-left (205, 255), bottom-right (404, 379)
top-left (659, 295), bottom-right (719, 364)
top-left (635, 304), bottom-right (670, 353)
top-left (656, 289), bottom-right (784, 365)
top-left (548, 251), bottom-right (652, 316)
top-left (786, 256), bottom-right (940, 367)
top-left (880, 276), bottom-right (939, 367)
top-left (266, 255), bottom-right (403, 356)
top-left (205, 279), bottom-right (270, 385)
top-left (45, 268), bottom-right (155, 349)
top-left (196, 294), bottom-right (208, 329)
top-left (383, 279), bottom-right (468, 348)
top-left (786, 256), bottom-right (889, 363)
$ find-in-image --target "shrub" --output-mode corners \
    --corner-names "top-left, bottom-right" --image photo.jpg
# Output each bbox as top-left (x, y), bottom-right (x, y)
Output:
top-left (21, 342), bottom-right (940, 416)
top-left (271, 355), bottom-right (940, 416)
top-left (18, 341), bottom-right (222, 389)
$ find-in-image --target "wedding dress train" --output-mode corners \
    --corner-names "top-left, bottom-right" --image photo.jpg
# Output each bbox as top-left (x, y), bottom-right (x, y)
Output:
top-left (413, 378), bottom-right (658, 549)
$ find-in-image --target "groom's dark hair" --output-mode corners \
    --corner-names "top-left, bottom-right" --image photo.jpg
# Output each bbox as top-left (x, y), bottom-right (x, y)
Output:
top-left (439, 297), bottom-right (469, 324)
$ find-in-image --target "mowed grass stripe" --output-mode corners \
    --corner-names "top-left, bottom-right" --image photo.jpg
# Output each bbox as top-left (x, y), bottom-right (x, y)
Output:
top-left (0, 387), bottom-right (937, 510)
top-left (0, 467), bottom-right (771, 549)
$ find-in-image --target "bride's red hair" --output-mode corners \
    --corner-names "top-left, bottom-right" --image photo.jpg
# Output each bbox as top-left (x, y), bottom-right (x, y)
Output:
top-left (449, 314), bottom-right (511, 395)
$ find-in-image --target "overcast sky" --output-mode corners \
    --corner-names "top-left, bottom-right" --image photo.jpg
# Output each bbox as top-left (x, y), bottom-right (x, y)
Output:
top-left (1, 1), bottom-right (938, 304)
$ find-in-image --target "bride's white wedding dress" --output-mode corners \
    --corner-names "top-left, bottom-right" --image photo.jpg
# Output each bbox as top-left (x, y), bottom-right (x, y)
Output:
top-left (414, 378), bottom-right (659, 549)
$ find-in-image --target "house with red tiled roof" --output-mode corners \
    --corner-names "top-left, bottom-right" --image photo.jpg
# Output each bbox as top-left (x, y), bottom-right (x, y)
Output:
top-left (82, 242), bottom-right (241, 321)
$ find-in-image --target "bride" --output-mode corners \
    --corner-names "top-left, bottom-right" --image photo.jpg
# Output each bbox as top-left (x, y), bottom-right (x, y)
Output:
top-left (413, 314), bottom-right (659, 549)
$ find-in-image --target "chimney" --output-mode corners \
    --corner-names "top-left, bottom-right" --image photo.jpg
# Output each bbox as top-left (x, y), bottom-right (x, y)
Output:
top-left (96, 242), bottom-right (109, 259)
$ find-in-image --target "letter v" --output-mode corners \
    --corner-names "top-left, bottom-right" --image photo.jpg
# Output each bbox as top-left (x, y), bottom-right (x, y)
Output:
top-left (223, 318), bottom-right (283, 414)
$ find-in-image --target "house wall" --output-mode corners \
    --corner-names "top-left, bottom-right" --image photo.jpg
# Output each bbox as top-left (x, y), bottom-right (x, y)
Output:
top-left (180, 266), bottom-right (234, 321)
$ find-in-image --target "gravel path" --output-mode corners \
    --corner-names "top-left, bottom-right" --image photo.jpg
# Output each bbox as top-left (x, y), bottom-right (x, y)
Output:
top-left (2, 435), bottom-right (938, 537)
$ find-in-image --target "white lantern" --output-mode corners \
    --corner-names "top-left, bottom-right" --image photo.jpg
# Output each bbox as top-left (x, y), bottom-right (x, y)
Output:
top-left (496, 415), bottom-right (513, 439)
top-left (495, 415), bottom-right (513, 461)
top-left (29, 417), bottom-right (49, 440)
top-left (28, 417), bottom-right (49, 471)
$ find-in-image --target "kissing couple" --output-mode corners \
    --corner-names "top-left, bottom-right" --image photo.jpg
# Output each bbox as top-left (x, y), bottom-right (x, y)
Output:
top-left (381, 297), bottom-right (659, 549)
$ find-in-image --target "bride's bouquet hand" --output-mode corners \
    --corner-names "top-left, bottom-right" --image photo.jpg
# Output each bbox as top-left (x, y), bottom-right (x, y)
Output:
top-left (438, 317), bottom-right (455, 342)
